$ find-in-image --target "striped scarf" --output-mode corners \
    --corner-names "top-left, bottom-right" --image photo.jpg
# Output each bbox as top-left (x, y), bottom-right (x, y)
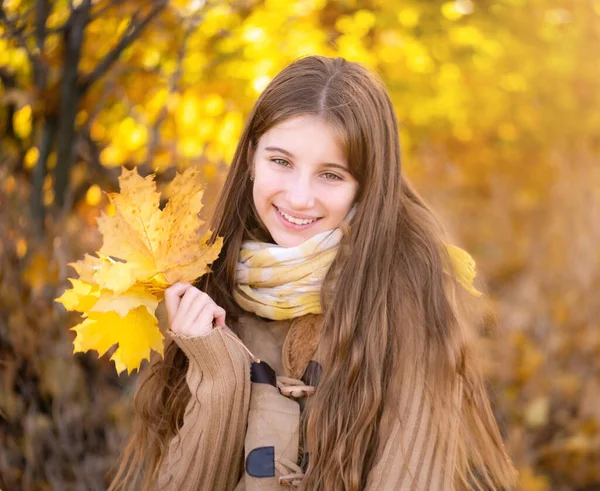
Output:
top-left (233, 223), bottom-right (482, 321)
top-left (233, 228), bottom-right (342, 320)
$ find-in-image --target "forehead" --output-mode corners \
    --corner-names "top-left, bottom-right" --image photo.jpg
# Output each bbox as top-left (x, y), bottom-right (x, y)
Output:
top-left (258, 115), bottom-right (346, 159)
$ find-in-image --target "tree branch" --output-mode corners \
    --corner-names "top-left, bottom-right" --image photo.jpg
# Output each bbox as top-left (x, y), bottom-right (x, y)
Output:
top-left (34, 0), bottom-right (49, 52)
top-left (89, 0), bottom-right (126, 22)
top-left (78, 1), bottom-right (167, 93)
top-left (32, 0), bottom-right (51, 89)
top-left (52, 0), bottom-right (92, 209)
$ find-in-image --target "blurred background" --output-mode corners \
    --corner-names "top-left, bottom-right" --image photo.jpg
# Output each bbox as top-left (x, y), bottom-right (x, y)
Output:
top-left (1, 0), bottom-right (599, 489)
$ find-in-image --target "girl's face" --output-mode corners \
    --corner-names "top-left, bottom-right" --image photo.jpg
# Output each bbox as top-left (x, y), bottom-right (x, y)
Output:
top-left (252, 115), bottom-right (359, 247)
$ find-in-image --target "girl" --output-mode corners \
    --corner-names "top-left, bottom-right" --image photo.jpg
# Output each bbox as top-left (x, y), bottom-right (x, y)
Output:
top-left (110, 55), bottom-right (517, 490)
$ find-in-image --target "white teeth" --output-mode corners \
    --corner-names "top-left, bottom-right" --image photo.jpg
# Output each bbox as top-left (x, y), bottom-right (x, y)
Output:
top-left (277, 207), bottom-right (317, 225)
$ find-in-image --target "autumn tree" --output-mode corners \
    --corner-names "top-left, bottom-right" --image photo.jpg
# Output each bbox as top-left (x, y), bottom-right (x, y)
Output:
top-left (1, 0), bottom-right (167, 230)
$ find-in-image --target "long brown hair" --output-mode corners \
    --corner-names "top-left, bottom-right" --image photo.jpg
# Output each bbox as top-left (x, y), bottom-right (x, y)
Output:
top-left (109, 55), bottom-right (517, 490)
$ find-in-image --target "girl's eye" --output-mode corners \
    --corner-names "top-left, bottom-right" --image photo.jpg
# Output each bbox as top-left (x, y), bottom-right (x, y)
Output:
top-left (323, 172), bottom-right (341, 181)
top-left (272, 158), bottom-right (290, 167)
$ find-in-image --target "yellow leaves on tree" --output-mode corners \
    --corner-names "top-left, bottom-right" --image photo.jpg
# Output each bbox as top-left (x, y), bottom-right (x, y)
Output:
top-left (56, 166), bottom-right (222, 375)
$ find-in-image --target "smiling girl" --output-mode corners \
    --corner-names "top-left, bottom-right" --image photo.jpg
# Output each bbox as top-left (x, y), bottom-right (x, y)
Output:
top-left (110, 55), bottom-right (517, 490)
top-left (252, 115), bottom-right (358, 247)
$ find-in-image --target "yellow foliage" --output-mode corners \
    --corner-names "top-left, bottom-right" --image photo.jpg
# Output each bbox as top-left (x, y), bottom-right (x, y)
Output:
top-left (2, 175), bottom-right (16, 194)
top-left (24, 147), bottom-right (39, 169)
top-left (201, 4), bottom-right (238, 37)
top-left (441, 2), bottom-right (465, 21)
top-left (71, 306), bottom-right (163, 375)
top-left (525, 396), bottom-right (550, 428)
top-left (46, 5), bottom-right (69, 29)
top-left (43, 188), bottom-right (54, 206)
top-left (55, 166), bottom-right (223, 374)
top-left (13, 105), bottom-right (32, 139)
top-left (15, 238), bottom-right (27, 258)
top-left (85, 184), bottom-right (102, 206)
top-left (397, 8), bottom-right (420, 28)
top-left (100, 145), bottom-right (125, 167)
top-left (519, 466), bottom-right (550, 491)
top-left (3, 0), bottom-right (21, 12)
top-left (115, 117), bottom-right (148, 152)
top-left (56, 278), bottom-right (101, 312)
top-left (0, 39), bottom-right (9, 65)
top-left (47, 152), bottom-right (56, 170)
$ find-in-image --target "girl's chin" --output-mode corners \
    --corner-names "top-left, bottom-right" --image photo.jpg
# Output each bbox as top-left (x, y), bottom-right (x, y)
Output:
top-left (269, 225), bottom-right (325, 247)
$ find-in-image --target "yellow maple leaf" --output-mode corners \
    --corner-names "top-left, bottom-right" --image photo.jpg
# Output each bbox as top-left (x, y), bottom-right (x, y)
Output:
top-left (93, 259), bottom-right (145, 294)
top-left (89, 285), bottom-right (158, 318)
top-left (97, 165), bottom-right (223, 285)
top-left (72, 306), bottom-right (164, 375)
top-left (68, 253), bottom-right (156, 295)
top-left (68, 253), bottom-right (114, 284)
top-left (56, 165), bottom-right (223, 375)
top-left (55, 278), bottom-right (101, 312)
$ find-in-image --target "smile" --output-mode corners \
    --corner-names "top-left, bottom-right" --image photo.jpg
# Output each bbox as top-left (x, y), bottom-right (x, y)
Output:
top-left (274, 205), bottom-right (321, 226)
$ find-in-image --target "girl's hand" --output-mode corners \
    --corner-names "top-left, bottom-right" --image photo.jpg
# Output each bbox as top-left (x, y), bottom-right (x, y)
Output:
top-left (164, 282), bottom-right (227, 337)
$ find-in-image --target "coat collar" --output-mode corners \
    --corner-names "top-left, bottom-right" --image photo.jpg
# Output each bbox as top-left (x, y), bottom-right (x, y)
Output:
top-left (282, 314), bottom-right (324, 379)
top-left (237, 312), bottom-right (324, 379)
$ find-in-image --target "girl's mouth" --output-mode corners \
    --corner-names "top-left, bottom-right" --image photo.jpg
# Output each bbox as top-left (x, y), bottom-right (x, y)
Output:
top-left (273, 205), bottom-right (322, 230)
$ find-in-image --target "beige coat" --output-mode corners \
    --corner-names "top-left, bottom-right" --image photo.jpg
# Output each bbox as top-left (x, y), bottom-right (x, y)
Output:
top-left (157, 312), bottom-right (458, 490)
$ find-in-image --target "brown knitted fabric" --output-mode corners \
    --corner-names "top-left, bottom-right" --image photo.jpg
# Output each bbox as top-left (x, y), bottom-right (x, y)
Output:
top-left (158, 314), bottom-right (459, 491)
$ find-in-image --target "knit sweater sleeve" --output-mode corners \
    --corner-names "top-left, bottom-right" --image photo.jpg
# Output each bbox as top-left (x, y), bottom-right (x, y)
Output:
top-left (364, 372), bottom-right (462, 491)
top-left (158, 327), bottom-right (252, 491)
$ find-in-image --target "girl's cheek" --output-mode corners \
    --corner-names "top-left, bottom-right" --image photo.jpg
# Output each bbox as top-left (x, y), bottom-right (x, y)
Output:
top-left (263, 173), bottom-right (288, 195)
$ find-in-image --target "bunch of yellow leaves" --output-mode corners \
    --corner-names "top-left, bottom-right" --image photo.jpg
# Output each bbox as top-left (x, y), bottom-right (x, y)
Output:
top-left (55, 166), bottom-right (223, 375)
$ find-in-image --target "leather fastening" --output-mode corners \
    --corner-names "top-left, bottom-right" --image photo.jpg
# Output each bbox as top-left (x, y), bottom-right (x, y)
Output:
top-left (251, 360), bottom-right (277, 387)
top-left (246, 446), bottom-right (276, 478)
top-left (244, 359), bottom-right (322, 489)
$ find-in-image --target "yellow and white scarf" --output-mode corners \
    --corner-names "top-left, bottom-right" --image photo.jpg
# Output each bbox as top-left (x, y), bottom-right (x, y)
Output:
top-left (233, 228), bottom-right (343, 320)
top-left (233, 225), bottom-right (482, 321)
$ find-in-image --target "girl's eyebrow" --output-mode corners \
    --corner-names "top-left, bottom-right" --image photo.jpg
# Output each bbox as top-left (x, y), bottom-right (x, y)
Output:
top-left (265, 146), bottom-right (295, 157)
top-left (264, 146), bottom-right (349, 171)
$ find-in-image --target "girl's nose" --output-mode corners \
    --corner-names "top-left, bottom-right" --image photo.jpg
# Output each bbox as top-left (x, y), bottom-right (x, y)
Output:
top-left (286, 177), bottom-right (315, 210)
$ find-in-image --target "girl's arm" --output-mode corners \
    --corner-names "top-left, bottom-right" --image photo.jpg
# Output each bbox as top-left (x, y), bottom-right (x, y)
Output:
top-left (364, 373), bottom-right (461, 491)
top-left (158, 326), bottom-right (251, 491)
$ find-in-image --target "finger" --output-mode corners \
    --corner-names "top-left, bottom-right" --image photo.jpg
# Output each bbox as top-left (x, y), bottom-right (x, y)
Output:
top-left (174, 288), bottom-right (206, 324)
top-left (177, 295), bottom-right (210, 335)
top-left (213, 306), bottom-right (227, 328)
top-left (193, 304), bottom-right (227, 335)
top-left (164, 282), bottom-right (193, 323)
